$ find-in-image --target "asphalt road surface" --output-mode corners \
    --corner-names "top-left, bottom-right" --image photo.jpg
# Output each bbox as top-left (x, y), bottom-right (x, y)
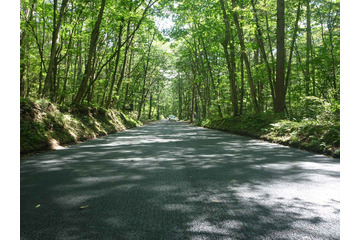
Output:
top-left (21, 120), bottom-right (340, 240)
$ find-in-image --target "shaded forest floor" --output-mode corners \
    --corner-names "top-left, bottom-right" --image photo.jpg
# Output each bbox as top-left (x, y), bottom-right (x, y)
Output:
top-left (20, 98), bottom-right (142, 156)
top-left (196, 114), bottom-right (340, 158)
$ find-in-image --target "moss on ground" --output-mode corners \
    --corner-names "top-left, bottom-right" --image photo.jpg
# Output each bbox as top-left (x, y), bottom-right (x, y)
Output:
top-left (196, 114), bottom-right (340, 158)
top-left (20, 98), bottom-right (142, 156)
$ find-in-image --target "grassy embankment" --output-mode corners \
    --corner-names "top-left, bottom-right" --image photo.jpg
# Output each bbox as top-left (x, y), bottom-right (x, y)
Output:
top-left (196, 97), bottom-right (340, 158)
top-left (20, 98), bottom-right (142, 156)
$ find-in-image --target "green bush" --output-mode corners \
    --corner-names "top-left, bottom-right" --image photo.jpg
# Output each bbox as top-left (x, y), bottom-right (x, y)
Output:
top-left (20, 120), bottom-right (49, 153)
top-left (289, 96), bottom-right (339, 124)
top-left (198, 112), bottom-right (340, 158)
top-left (322, 126), bottom-right (340, 146)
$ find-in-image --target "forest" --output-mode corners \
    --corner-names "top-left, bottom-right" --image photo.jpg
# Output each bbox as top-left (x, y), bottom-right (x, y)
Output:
top-left (20, 0), bottom-right (340, 156)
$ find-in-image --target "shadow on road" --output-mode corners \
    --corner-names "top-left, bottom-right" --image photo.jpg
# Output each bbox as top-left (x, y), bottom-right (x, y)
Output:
top-left (21, 120), bottom-right (340, 240)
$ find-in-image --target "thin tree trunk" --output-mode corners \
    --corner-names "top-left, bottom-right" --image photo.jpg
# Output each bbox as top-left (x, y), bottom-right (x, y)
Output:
top-left (191, 77), bottom-right (195, 122)
top-left (137, 33), bottom-right (155, 120)
top-left (239, 53), bottom-right (245, 115)
top-left (220, 0), bottom-right (239, 116)
top-left (305, 0), bottom-right (311, 95)
top-left (250, 0), bottom-right (275, 103)
top-left (73, 0), bottom-right (106, 105)
top-left (122, 47), bottom-right (134, 110)
top-left (231, 0), bottom-right (259, 113)
top-left (43, 0), bottom-right (69, 100)
top-left (284, 0), bottom-right (302, 97)
top-left (113, 22), bottom-right (133, 107)
top-left (178, 76), bottom-right (183, 119)
top-left (148, 94), bottom-right (153, 119)
top-left (105, 18), bottom-right (125, 108)
top-left (327, 3), bottom-right (338, 93)
top-left (20, 0), bottom-right (37, 97)
top-left (59, 53), bottom-right (71, 104)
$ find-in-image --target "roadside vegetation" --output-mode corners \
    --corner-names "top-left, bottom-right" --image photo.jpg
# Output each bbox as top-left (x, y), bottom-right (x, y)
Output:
top-left (20, 98), bottom-right (141, 156)
top-left (196, 96), bottom-right (339, 158)
top-left (20, 0), bottom-right (340, 158)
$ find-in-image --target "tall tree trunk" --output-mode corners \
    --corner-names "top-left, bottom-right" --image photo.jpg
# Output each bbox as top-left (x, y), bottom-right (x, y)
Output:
top-left (105, 18), bottom-right (125, 108)
top-left (100, 64), bottom-right (111, 107)
top-left (231, 0), bottom-right (259, 113)
top-left (59, 53), bottom-right (71, 104)
top-left (148, 94), bottom-right (153, 119)
top-left (274, 0), bottom-right (286, 115)
top-left (305, 0), bottom-right (311, 95)
top-left (113, 22), bottom-right (133, 107)
top-left (178, 76), bottom-right (183, 120)
top-left (137, 33), bottom-right (155, 120)
top-left (201, 38), bottom-right (222, 117)
top-left (43, 0), bottom-right (69, 100)
top-left (122, 46), bottom-right (134, 109)
top-left (20, 0), bottom-right (36, 97)
top-left (73, 0), bottom-right (106, 105)
top-left (191, 77), bottom-right (195, 122)
top-left (327, 2), bottom-right (338, 95)
top-left (220, 0), bottom-right (239, 116)
top-left (250, 0), bottom-right (275, 103)
top-left (239, 54), bottom-right (245, 115)
top-left (284, 1), bottom-right (302, 97)
top-left (38, 63), bottom-right (43, 97)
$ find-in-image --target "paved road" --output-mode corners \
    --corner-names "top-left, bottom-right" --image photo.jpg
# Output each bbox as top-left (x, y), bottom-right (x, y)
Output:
top-left (21, 120), bottom-right (339, 240)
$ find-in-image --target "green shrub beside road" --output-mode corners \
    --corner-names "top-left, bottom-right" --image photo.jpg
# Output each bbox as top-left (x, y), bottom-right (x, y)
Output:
top-left (196, 113), bottom-right (339, 158)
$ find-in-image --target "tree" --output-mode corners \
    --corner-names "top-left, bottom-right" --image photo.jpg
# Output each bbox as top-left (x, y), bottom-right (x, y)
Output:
top-left (274, 0), bottom-right (286, 114)
top-left (20, 0), bottom-right (340, 122)
top-left (42, 0), bottom-right (69, 100)
top-left (73, 0), bottom-right (106, 105)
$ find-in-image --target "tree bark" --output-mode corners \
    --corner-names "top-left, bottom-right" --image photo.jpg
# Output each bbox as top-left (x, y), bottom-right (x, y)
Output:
top-left (250, 0), bottom-right (275, 103)
top-left (178, 76), bottom-right (183, 120)
top-left (274, 0), bottom-right (286, 115)
top-left (148, 94), bottom-right (153, 119)
top-left (284, 1), bottom-right (302, 97)
top-left (43, 0), bottom-right (69, 100)
top-left (137, 33), bottom-right (155, 120)
top-left (113, 22), bottom-right (134, 107)
top-left (231, 0), bottom-right (259, 113)
top-left (20, 0), bottom-right (37, 97)
top-left (305, 0), bottom-right (311, 95)
top-left (220, 0), bottom-right (239, 116)
top-left (239, 53), bottom-right (245, 115)
top-left (201, 38), bottom-right (223, 118)
top-left (73, 0), bottom-right (106, 105)
top-left (105, 18), bottom-right (125, 108)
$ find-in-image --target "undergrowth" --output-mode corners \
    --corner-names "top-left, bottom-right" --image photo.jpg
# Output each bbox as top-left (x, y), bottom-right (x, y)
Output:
top-left (196, 97), bottom-right (340, 158)
top-left (20, 98), bottom-right (142, 156)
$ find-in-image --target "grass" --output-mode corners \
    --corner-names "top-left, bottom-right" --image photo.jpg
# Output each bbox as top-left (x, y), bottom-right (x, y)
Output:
top-left (20, 98), bottom-right (142, 156)
top-left (196, 113), bottom-right (340, 158)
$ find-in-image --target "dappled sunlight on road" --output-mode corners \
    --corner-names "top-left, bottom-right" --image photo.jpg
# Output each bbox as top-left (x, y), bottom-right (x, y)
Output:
top-left (21, 120), bottom-right (339, 239)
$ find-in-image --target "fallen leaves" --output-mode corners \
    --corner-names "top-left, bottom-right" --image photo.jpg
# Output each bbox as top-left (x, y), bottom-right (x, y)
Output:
top-left (79, 205), bottom-right (89, 210)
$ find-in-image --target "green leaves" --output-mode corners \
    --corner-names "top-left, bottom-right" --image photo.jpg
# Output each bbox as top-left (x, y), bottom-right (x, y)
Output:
top-left (20, 0), bottom-right (339, 142)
